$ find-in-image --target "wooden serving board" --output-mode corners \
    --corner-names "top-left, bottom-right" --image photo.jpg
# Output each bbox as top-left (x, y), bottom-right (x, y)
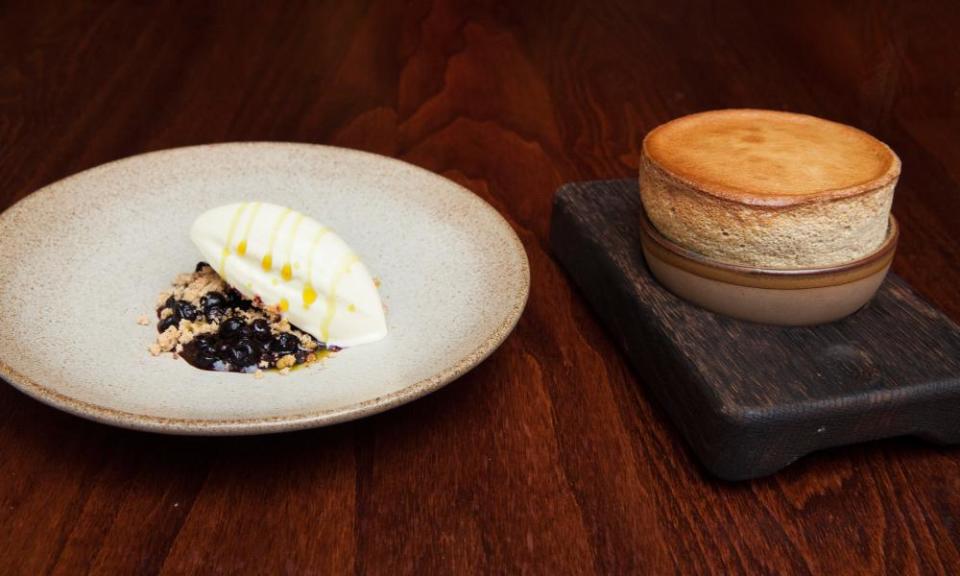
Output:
top-left (550, 179), bottom-right (960, 480)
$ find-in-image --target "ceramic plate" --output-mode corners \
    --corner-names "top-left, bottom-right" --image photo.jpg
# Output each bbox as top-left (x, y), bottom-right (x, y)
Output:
top-left (0, 143), bottom-right (529, 434)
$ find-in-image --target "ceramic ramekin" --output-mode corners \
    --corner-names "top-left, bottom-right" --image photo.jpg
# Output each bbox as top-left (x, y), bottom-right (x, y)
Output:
top-left (638, 207), bottom-right (899, 325)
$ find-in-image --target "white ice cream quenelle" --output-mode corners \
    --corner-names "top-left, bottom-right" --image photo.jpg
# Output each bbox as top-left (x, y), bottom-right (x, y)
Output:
top-left (190, 202), bottom-right (387, 347)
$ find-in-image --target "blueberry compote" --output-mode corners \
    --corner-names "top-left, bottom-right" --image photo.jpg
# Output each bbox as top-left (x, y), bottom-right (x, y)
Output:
top-left (156, 263), bottom-right (326, 373)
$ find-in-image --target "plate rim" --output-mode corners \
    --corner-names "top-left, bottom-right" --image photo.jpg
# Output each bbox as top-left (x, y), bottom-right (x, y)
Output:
top-left (0, 142), bottom-right (530, 435)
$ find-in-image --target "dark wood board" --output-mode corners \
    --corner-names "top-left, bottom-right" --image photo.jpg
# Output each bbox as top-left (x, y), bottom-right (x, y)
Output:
top-left (551, 179), bottom-right (960, 480)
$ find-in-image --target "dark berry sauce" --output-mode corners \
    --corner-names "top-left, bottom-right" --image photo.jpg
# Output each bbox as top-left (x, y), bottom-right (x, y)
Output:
top-left (157, 264), bottom-right (326, 373)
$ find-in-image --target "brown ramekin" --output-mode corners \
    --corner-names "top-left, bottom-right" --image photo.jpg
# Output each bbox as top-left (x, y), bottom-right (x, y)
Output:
top-left (638, 207), bottom-right (899, 325)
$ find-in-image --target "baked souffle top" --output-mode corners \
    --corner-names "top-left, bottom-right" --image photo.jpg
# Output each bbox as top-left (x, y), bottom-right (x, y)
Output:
top-left (639, 109), bottom-right (901, 268)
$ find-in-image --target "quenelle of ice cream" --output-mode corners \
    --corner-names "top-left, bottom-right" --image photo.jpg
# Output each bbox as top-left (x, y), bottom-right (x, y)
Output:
top-left (191, 202), bottom-right (387, 347)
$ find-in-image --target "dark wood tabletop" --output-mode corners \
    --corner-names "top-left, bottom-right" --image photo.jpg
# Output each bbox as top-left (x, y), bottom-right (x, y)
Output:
top-left (2, 1), bottom-right (959, 574)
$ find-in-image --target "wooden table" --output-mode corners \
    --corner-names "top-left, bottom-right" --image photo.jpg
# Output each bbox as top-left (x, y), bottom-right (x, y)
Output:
top-left (2, 1), bottom-right (958, 574)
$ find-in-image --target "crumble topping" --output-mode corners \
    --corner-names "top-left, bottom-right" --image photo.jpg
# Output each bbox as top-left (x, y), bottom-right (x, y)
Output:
top-left (275, 354), bottom-right (296, 370)
top-left (145, 263), bottom-right (328, 373)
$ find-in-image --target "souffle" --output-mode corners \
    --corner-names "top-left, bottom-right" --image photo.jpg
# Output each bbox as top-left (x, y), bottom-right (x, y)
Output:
top-left (639, 109), bottom-right (900, 268)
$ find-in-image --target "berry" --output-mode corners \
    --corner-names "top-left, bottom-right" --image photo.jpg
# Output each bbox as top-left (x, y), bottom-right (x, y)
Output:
top-left (158, 295), bottom-right (177, 318)
top-left (272, 332), bottom-right (300, 354)
top-left (176, 301), bottom-right (199, 321)
top-left (250, 319), bottom-right (272, 342)
top-left (227, 339), bottom-right (258, 367)
top-left (191, 351), bottom-right (219, 369)
top-left (219, 317), bottom-right (244, 339)
top-left (201, 292), bottom-right (227, 317)
top-left (192, 334), bottom-right (217, 354)
top-left (157, 315), bottom-right (179, 333)
top-left (225, 288), bottom-right (252, 310)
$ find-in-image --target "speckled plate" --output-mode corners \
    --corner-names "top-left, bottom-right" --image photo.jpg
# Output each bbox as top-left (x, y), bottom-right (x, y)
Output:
top-left (0, 143), bottom-right (529, 434)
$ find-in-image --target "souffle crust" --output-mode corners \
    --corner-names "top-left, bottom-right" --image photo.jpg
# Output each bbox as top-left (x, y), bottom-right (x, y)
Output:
top-left (639, 109), bottom-right (901, 268)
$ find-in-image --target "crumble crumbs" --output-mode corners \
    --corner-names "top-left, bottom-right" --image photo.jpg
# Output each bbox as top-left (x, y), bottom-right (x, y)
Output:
top-left (148, 263), bottom-right (328, 373)
top-left (276, 354), bottom-right (296, 370)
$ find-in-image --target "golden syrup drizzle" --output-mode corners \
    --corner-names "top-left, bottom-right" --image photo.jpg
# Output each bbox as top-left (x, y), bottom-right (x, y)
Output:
top-left (320, 254), bottom-right (358, 342)
top-left (303, 285), bottom-right (318, 309)
top-left (236, 202), bottom-right (262, 256)
top-left (287, 348), bottom-right (332, 372)
top-left (262, 207), bottom-right (292, 271)
top-left (218, 203), bottom-right (250, 278)
top-left (302, 226), bottom-right (330, 309)
top-left (280, 213), bottom-right (304, 281)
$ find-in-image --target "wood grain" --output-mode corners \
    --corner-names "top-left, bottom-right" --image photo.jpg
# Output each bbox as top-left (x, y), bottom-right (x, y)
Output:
top-left (1, 0), bottom-right (958, 573)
